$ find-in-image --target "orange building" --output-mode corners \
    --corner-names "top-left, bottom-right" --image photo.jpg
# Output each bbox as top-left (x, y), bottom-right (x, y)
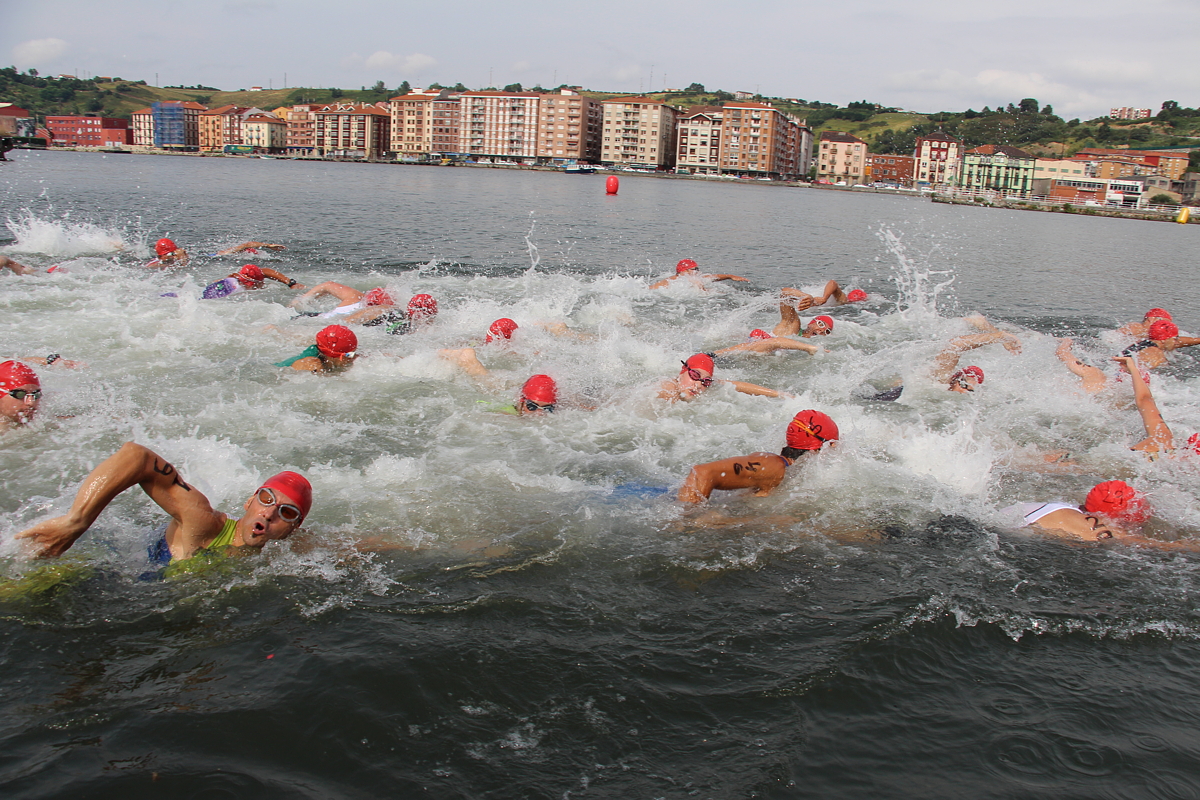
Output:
top-left (817, 131), bottom-right (868, 184)
top-left (718, 101), bottom-right (809, 179)
top-left (1073, 148), bottom-right (1189, 180)
top-left (536, 88), bottom-right (602, 163)
top-left (199, 106), bottom-right (252, 151)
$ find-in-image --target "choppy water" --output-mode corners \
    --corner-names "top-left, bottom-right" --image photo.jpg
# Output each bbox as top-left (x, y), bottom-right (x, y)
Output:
top-left (2, 151), bottom-right (1200, 799)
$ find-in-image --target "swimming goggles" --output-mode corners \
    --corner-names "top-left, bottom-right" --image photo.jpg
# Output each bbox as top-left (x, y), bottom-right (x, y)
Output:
top-left (681, 363), bottom-right (714, 387)
top-left (954, 378), bottom-right (975, 392)
top-left (256, 487), bottom-right (303, 523)
top-left (523, 399), bottom-right (555, 413)
top-left (6, 389), bottom-right (42, 401)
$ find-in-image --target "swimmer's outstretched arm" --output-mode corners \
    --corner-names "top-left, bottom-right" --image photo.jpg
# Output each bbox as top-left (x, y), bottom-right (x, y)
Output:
top-left (15, 442), bottom-right (225, 558)
top-left (0, 256), bottom-right (35, 275)
top-left (811, 280), bottom-right (847, 306)
top-left (21, 355), bottom-right (86, 368)
top-left (259, 267), bottom-right (304, 290)
top-left (1114, 355), bottom-right (1173, 452)
top-left (1056, 338), bottom-right (1107, 394)
top-left (289, 281), bottom-right (362, 308)
top-left (219, 241), bottom-right (286, 255)
top-left (715, 338), bottom-right (820, 356)
top-left (678, 453), bottom-right (788, 503)
top-left (723, 379), bottom-right (786, 398)
top-left (708, 273), bottom-right (749, 282)
top-left (930, 325), bottom-right (1021, 382)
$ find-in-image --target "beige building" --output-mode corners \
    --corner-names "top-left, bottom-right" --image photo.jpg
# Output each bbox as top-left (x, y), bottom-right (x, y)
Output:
top-left (131, 107), bottom-right (154, 146)
top-left (199, 105), bottom-right (253, 152)
top-left (277, 105), bottom-right (320, 156)
top-left (676, 106), bottom-right (723, 174)
top-left (314, 102), bottom-right (391, 159)
top-left (915, 132), bottom-right (963, 187)
top-left (1032, 158), bottom-right (1090, 181)
top-left (536, 88), bottom-right (602, 163)
top-left (600, 97), bottom-right (678, 169)
top-left (817, 131), bottom-right (868, 184)
top-left (242, 113), bottom-right (287, 153)
top-left (390, 88), bottom-right (445, 158)
top-left (459, 91), bottom-right (541, 162)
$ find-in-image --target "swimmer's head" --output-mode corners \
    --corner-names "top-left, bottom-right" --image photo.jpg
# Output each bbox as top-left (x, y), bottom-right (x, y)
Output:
top-left (749, 329), bottom-right (772, 340)
top-left (806, 316), bottom-right (833, 336)
top-left (1188, 433), bottom-right (1200, 456)
top-left (519, 374), bottom-right (557, 414)
top-left (1149, 320), bottom-right (1179, 342)
top-left (407, 294), bottom-right (438, 320)
top-left (1144, 308), bottom-right (1172, 323)
top-left (315, 325), bottom-right (357, 358)
top-left (236, 264), bottom-right (265, 287)
top-left (364, 288), bottom-right (394, 307)
top-left (948, 366), bottom-right (984, 392)
top-left (1085, 480), bottom-right (1149, 525)
top-left (258, 471), bottom-right (313, 524)
top-left (785, 410), bottom-right (839, 451)
top-left (0, 360), bottom-right (41, 425)
top-left (676, 258), bottom-right (698, 274)
top-left (486, 318), bottom-right (518, 343)
top-left (679, 353), bottom-right (715, 397)
top-left (846, 289), bottom-right (868, 302)
top-left (155, 238), bottom-right (178, 257)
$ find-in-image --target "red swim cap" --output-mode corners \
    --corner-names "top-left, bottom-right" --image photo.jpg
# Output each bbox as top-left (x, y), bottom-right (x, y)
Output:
top-left (364, 288), bottom-right (394, 307)
top-left (749, 329), bottom-right (772, 340)
top-left (486, 318), bottom-right (518, 342)
top-left (813, 315), bottom-right (834, 331)
top-left (236, 264), bottom-right (265, 287)
top-left (407, 294), bottom-right (438, 319)
top-left (1148, 320), bottom-right (1179, 341)
top-left (786, 410), bottom-right (839, 450)
top-left (0, 360), bottom-right (39, 391)
top-left (259, 470), bottom-right (312, 523)
top-left (676, 258), bottom-right (698, 274)
top-left (682, 353), bottom-right (714, 374)
top-left (1188, 433), bottom-right (1200, 455)
top-left (315, 325), bottom-right (357, 358)
top-left (155, 238), bottom-right (178, 257)
top-left (847, 289), bottom-right (868, 302)
top-left (1085, 480), bottom-right (1149, 524)
top-left (1144, 308), bottom-right (1172, 322)
top-left (520, 374), bottom-right (558, 405)
top-left (951, 365), bottom-right (985, 385)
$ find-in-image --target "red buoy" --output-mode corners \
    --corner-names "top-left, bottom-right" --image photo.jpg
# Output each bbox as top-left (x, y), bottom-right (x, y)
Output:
top-left (606, 175), bottom-right (619, 195)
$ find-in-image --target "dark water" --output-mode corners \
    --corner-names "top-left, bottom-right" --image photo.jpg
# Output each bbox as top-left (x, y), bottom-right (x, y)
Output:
top-left (1, 151), bottom-right (1200, 799)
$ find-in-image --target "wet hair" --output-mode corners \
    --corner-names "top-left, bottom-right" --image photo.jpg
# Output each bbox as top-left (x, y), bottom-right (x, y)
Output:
top-left (780, 446), bottom-right (812, 460)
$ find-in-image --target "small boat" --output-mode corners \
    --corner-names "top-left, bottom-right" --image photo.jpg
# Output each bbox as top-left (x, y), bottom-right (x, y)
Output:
top-left (564, 164), bottom-right (597, 174)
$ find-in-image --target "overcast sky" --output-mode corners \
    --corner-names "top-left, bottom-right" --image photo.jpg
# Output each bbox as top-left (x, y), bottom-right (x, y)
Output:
top-left (5, 0), bottom-right (1195, 120)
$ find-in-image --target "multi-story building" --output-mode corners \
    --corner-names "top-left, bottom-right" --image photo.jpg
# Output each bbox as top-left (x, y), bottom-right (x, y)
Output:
top-left (149, 101), bottom-right (206, 150)
top-left (199, 105), bottom-right (251, 152)
top-left (719, 101), bottom-right (809, 179)
top-left (131, 107), bottom-right (154, 146)
top-left (459, 91), bottom-right (541, 162)
top-left (389, 88), bottom-right (442, 158)
top-left (599, 97), bottom-right (678, 169)
top-left (536, 88), bottom-right (602, 164)
top-left (816, 131), bottom-right (868, 184)
top-left (242, 113), bottom-right (287, 154)
top-left (959, 144), bottom-right (1036, 195)
top-left (45, 116), bottom-right (131, 147)
top-left (866, 154), bottom-right (915, 186)
top-left (1031, 176), bottom-right (1145, 206)
top-left (1032, 158), bottom-right (1090, 181)
top-left (1072, 148), bottom-right (1189, 181)
top-left (676, 106), bottom-right (723, 174)
top-left (277, 104), bottom-right (319, 156)
top-left (0, 104), bottom-right (35, 137)
top-left (914, 132), bottom-right (963, 188)
top-left (314, 102), bottom-right (391, 159)
top-left (430, 93), bottom-right (461, 157)
top-left (1110, 107), bottom-right (1152, 120)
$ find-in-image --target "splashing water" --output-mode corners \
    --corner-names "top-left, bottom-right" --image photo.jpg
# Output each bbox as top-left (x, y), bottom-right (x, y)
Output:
top-left (3, 211), bottom-right (137, 258)
top-left (878, 226), bottom-right (956, 321)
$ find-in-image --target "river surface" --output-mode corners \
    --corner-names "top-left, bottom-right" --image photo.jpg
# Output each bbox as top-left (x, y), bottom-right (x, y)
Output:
top-left (1, 150), bottom-right (1199, 799)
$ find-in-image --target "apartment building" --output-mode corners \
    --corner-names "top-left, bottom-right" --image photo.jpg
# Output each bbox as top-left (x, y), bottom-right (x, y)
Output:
top-left (1073, 148), bottom-right (1189, 181)
top-left (960, 144), bottom-right (1036, 195)
top-left (276, 104), bottom-right (319, 156)
top-left (242, 113), bottom-right (287, 153)
top-left (430, 93), bottom-right (461, 156)
top-left (866, 154), bottom-right (915, 186)
top-left (199, 105), bottom-right (251, 152)
top-left (719, 102), bottom-right (809, 179)
top-left (390, 88), bottom-right (442, 157)
top-left (1109, 107), bottom-right (1152, 120)
top-left (314, 102), bottom-right (391, 159)
top-left (536, 88), bottom-right (602, 163)
top-left (1032, 158), bottom-right (1089, 181)
top-left (143, 101), bottom-right (206, 149)
top-left (459, 91), bottom-right (541, 162)
top-left (816, 131), bottom-right (868, 184)
top-left (914, 132), bottom-right (963, 187)
top-left (676, 106), bottom-right (723, 174)
top-left (599, 97), bottom-right (678, 169)
top-left (46, 115), bottom-right (131, 147)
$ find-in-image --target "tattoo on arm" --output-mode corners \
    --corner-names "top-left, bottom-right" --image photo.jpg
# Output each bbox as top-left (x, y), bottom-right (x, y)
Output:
top-left (153, 459), bottom-right (192, 491)
top-left (732, 460), bottom-right (763, 475)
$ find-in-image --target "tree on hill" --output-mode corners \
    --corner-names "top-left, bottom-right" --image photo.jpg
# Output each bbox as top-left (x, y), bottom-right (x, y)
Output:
top-left (398, 80), bottom-right (411, 94)
top-left (686, 82), bottom-right (705, 93)
top-left (371, 80), bottom-right (387, 93)
top-left (503, 83), bottom-right (523, 92)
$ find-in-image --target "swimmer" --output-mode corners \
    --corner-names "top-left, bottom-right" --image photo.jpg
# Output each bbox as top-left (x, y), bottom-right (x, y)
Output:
top-left (777, 281), bottom-right (866, 311)
top-left (0, 256), bottom-right (35, 276)
top-left (486, 318), bottom-right (518, 343)
top-left (19, 354), bottom-right (85, 369)
top-left (715, 329), bottom-right (821, 356)
top-left (290, 283), bottom-right (414, 326)
top-left (0, 360), bottom-right (41, 432)
top-left (201, 264), bottom-right (305, 300)
top-left (772, 299), bottom-right (837, 338)
top-left (276, 325), bottom-right (358, 373)
top-left (438, 349), bottom-right (574, 414)
top-left (15, 442), bottom-right (311, 565)
top-left (679, 409), bottom-right (839, 503)
top-left (658, 353), bottom-right (786, 402)
top-left (873, 315), bottom-right (1018, 400)
top-left (650, 258), bottom-right (749, 289)
top-left (1112, 354), bottom-right (1200, 458)
top-left (1117, 308), bottom-right (1172, 339)
top-left (1058, 337), bottom-right (1149, 394)
top-left (216, 241), bottom-right (286, 256)
top-left (1001, 480), bottom-right (1192, 549)
top-left (146, 237), bottom-right (189, 268)
top-left (361, 294), bottom-right (439, 334)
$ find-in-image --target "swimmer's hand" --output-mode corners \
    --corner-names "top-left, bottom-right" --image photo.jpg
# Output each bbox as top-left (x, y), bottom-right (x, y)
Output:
top-left (16, 515), bottom-right (88, 559)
